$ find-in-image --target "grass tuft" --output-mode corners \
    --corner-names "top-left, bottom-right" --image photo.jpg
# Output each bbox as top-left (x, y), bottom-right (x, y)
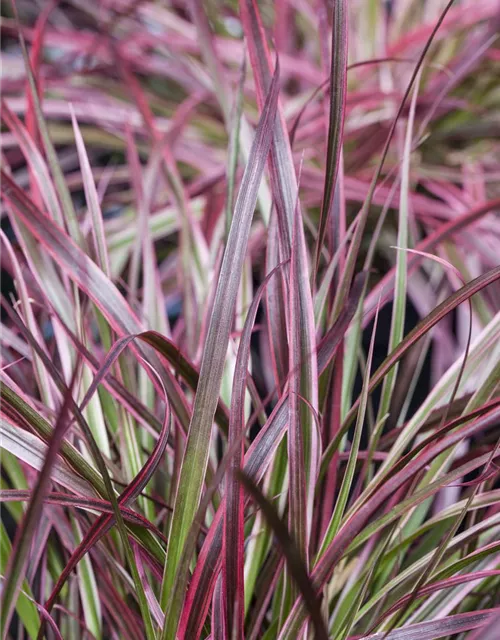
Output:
top-left (1, 1), bottom-right (499, 638)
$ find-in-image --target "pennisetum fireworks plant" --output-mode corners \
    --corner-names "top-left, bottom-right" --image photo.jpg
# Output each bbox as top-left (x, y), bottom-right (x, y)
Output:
top-left (1, 0), bottom-right (500, 638)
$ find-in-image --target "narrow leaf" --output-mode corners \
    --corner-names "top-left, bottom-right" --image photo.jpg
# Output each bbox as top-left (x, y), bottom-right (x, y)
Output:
top-left (159, 59), bottom-right (280, 637)
top-left (314, 0), bottom-right (348, 274)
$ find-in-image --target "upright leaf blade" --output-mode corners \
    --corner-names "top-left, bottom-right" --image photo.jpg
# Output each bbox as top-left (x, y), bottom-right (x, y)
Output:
top-left (376, 71), bottom-right (421, 425)
top-left (159, 60), bottom-right (281, 638)
top-left (314, 0), bottom-right (348, 274)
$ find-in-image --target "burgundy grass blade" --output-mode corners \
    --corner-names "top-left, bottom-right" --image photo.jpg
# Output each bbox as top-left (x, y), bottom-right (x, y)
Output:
top-left (376, 571), bottom-right (500, 627)
top-left (79, 330), bottom-right (228, 436)
top-left (25, 1), bottom-right (54, 208)
top-left (239, 11), bottom-right (320, 508)
top-left (287, 199), bottom-right (310, 566)
top-left (314, 0), bottom-right (348, 275)
top-left (42, 349), bottom-right (171, 617)
top-left (239, 0), bottom-right (296, 246)
top-left (58, 320), bottom-right (228, 436)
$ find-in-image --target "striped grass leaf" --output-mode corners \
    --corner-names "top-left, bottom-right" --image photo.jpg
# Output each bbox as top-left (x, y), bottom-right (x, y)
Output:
top-left (159, 58), bottom-right (281, 639)
top-left (1, 169), bottom-right (192, 432)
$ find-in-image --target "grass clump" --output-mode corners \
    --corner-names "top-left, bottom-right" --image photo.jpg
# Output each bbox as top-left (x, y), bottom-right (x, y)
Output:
top-left (1, 1), bottom-right (500, 638)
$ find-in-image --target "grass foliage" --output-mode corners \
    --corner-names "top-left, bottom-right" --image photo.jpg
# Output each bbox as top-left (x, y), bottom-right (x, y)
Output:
top-left (1, 0), bottom-right (500, 638)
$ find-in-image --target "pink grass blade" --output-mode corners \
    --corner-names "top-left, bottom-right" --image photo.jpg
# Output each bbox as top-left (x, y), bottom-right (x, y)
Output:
top-left (159, 59), bottom-right (280, 638)
top-left (125, 125), bottom-right (170, 339)
top-left (68, 323), bottom-right (229, 436)
top-left (224, 54), bottom-right (246, 239)
top-left (212, 575), bottom-right (225, 640)
top-left (115, 49), bottom-right (208, 351)
top-left (13, 10), bottom-right (82, 245)
top-left (1, 99), bottom-right (64, 227)
top-left (70, 108), bottom-right (111, 277)
top-left (187, 0), bottom-right (272, 219)
top-left (239, 1), bottom-right (320, 530)
top-left (0, 230), bottom-right (55, 408)
top-left (286, 197), bottom-right (315, 603)
top-left (24, 1), bottom-right (53, 210)
top-left (374, 570), bottom-right (500, 629)
top-left (0, 412), bottom-right (94, 499)
top-left (466, 608), bottom-right (500, 640)
top-left (0, 490), bottom-right (167, 541)
top-left (133, 542), bottom-right (165, 628)
top-left (239, 0), bottom-right (296, 244)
